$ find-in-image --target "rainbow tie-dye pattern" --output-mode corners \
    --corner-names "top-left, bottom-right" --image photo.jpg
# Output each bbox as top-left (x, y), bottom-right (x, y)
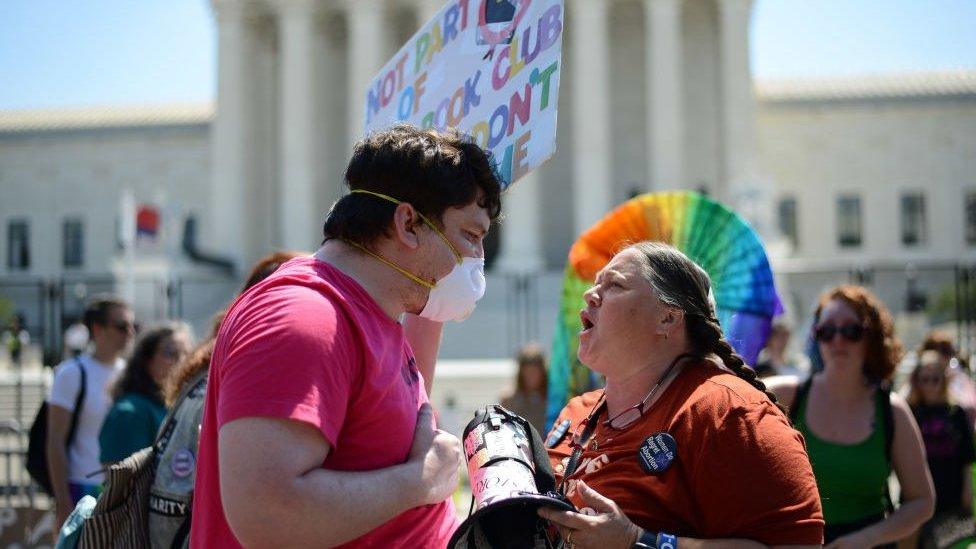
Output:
top-left (547, 191), bottom-right (783, 428)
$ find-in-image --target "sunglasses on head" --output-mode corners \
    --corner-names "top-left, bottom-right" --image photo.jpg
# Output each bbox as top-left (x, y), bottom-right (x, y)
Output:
top-left (814, 323), bottom-right (866, 343)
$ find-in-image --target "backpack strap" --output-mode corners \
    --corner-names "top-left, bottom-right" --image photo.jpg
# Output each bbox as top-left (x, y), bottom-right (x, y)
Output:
top-left (788, 376), bottom-right (814, 424)
top-left (169, 496), bottom-right (192, 549)
top-left (66, 357), bottom-right (87, 447)
top-left (154, 369), bottom-right (207, 446)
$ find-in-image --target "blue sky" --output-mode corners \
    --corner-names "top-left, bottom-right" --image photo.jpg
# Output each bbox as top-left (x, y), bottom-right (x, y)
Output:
top-left (0, 0), bottom-right (974, 110)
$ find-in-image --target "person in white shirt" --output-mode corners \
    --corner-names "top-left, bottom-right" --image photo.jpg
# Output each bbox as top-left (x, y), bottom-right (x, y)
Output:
top-left (46, 295), bottom-right (134, 528)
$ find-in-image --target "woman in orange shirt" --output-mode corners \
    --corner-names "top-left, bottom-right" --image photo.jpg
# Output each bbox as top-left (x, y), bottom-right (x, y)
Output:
top-left (539, 242), bottom-right (824, 548)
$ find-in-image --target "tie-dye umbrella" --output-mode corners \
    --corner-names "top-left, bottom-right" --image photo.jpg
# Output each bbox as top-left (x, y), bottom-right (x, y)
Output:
top-left (547, 191), bottom-right (783, 428)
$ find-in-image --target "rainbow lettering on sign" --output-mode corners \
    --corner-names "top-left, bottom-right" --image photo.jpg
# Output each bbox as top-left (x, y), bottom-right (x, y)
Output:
top-left (363, 0), bottom-right (565, 189)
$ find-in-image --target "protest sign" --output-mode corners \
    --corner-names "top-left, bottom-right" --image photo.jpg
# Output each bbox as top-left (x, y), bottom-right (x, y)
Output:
top-left (362, 0), bottom-right (564, 189)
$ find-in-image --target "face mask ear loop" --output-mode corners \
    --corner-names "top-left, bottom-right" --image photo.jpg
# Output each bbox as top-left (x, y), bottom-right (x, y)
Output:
top-left (428, 223), bottom-right (464, 264)
top-left (350, 189), bottom-right (463, 264)
top-left (343, 239), bottom-right (435, 290)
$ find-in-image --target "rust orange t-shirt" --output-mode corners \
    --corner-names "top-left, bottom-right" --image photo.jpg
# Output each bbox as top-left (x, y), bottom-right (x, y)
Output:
top-left (547, 360), bottom-right (824, 545)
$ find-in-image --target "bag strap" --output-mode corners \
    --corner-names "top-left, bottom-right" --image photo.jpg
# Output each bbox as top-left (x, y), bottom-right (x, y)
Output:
top-left (788, 376), bottom-right (814, 424)
top-left (169, 495), bottom-right (193, 549)
top-left (66, 357), bottom-right (87, 447)
top-left (154, 369), bottom-right (207, 446)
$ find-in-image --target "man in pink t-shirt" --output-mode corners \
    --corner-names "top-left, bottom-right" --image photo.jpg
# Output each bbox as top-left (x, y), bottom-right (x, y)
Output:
top-left (191, 125), bottom-right (502, 548)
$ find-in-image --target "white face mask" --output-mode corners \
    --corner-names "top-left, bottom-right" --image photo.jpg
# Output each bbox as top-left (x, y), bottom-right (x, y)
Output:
top-left (345, 189), bottom-right (488, 322)
top-left (419, 256), bottom-right (487, 322)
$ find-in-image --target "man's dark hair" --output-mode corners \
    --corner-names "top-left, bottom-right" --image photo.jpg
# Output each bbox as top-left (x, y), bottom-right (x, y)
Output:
top-left (323, 124), bottom-right (503, 246)
top-left (83, 295), bottom-right (129, 331)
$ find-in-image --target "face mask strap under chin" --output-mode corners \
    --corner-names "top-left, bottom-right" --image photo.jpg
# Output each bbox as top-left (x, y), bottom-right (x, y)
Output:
top-left (342, 239), bottom-right (436, 290)
top-left (349, 189), bottom-right (463, 263)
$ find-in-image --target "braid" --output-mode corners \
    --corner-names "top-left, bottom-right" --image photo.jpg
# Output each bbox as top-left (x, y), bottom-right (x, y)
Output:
top-left (688, 315), bottom-right (786, 413)
top-left (624, 241), bottom-right (786, 413)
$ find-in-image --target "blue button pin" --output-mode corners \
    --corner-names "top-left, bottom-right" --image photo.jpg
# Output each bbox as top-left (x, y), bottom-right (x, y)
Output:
top-left (637, 432), bottom-right (677, 474)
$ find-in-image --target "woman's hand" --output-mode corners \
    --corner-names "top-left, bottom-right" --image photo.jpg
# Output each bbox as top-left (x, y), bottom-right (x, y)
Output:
top-left (537, 481), bottom-right (641, 549)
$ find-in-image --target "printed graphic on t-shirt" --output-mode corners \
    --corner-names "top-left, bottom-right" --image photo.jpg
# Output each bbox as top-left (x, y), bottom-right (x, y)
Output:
top-left (919, 416), bottom-right (958, 458)
top-left (560, 453), bottom-right (610, 498)
top-left (401, 355), bottom-right (421, 394)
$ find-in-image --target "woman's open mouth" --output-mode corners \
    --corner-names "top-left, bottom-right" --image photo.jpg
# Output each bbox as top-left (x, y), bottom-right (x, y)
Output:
top-left (580, 310), bottom-right (595, 334)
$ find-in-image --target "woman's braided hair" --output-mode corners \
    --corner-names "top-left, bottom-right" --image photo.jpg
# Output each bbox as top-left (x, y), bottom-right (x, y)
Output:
top-left (628, 242), bottom-right (784, 411)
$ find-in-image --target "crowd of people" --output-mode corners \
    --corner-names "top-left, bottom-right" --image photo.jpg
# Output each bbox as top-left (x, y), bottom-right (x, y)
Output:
top-left (30, 124), bottom-right (976, 548)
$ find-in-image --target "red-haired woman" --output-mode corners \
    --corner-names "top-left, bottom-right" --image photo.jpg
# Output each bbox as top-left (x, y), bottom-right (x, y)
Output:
top-left (768, 285), bottom-right (935, 548)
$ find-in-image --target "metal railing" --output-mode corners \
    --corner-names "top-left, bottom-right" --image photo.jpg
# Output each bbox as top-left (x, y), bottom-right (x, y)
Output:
top-left (0, 421), bottom-right (46, 510)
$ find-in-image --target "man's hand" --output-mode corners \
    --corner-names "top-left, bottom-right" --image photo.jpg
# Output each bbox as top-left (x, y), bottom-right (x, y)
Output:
top-left (407, 403), bottom-right (462, 506)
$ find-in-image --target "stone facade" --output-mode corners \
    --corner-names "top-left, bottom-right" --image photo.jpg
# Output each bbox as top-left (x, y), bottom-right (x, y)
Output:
top-left (0, 115), bottom-right (212, 278)
top-left (2, 1), bottom-right (975, 358)
top-left (758, 73), bottom-right (976, 266)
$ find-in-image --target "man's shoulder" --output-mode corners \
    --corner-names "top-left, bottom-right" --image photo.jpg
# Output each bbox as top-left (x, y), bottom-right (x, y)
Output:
top-left (227, 269), bottom-right (349, 329)
top-left (52, 355), bottom-right (85, 380)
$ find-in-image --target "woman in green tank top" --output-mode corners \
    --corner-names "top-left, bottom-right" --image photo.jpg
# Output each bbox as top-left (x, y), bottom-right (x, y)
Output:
top-left (768, 285), bottom-right (934, 548)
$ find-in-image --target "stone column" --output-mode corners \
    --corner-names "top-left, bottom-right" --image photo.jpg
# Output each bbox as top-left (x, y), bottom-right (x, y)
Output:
top-left (210, 0), bottom-right (263, 270)
top-left (568, 0), bottom-right (613, 237)
top-left (645, 0), bottom-right (684, 191)
top-left (346, 0), bottom-right (386, 144)
top-left (717, 0), bottom-right (756, 205)
top-left (277, 0), bottom-right (320, 250)
top-left (495, 174), bottom-right (545, 273)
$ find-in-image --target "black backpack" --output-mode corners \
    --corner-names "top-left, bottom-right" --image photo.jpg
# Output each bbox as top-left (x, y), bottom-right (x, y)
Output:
top-left (26, 358), bottom-right (87, 495)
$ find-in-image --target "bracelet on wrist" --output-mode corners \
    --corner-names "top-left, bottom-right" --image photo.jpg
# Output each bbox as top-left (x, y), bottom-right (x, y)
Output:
top-left (632, 530), bottom-right (677, 549)
top-left (655, 532), bottom-right (678, 549)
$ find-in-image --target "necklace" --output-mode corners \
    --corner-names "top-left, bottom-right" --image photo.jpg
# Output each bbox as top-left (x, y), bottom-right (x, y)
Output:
top-left (560, 353), bottom-right (697, 485)
top-left (602, 352), bottom-right (696, 430)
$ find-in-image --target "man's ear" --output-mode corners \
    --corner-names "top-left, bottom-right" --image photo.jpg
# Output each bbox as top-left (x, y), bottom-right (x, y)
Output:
top-left (392, 203), bottom-right (423, 249)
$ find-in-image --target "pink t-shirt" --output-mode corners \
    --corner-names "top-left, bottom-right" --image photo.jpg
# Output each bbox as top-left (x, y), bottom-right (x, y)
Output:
top-left (190, 257), bottom-right (459, 548)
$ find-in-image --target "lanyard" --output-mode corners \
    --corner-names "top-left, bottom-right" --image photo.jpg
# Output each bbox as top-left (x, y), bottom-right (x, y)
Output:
top-left (559, 398), bottom-right (606, 492)
top-left (558, 353), bottom-right (697, 491)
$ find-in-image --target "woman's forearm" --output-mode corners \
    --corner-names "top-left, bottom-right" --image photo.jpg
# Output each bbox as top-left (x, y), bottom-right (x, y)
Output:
top-left (857, 498), bottom-right (934, 546)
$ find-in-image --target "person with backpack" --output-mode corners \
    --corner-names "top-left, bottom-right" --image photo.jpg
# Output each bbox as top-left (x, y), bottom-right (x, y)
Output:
top-left (768, 285), bottom-right (935, 548)
top-left (45, 296), bottom-right (134, 530)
